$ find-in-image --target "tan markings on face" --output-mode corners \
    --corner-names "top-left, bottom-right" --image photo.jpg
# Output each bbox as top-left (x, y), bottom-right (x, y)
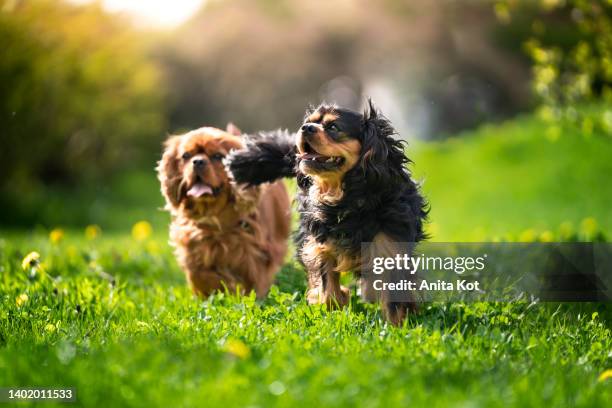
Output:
top-left (301, 134), bottom-right (361, 204)
top-left (297, 130), bottom-right (361, 165)
top-left (321, 113), bottom-right (338, 125)
top-left (307, 111), bottom-right (322, 123)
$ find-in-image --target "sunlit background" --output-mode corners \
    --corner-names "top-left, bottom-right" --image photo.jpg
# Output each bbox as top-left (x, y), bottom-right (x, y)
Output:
top-left (69, 0), bottom-right (205, 27)
top-left (1, 0), bottom-right (611, 240)
top-left (2, 3), bottom-right (611, 403)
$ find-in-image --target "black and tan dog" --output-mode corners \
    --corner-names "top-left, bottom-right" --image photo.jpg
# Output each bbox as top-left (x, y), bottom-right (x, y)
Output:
top-left (226, 100), bottom-right (427, 325)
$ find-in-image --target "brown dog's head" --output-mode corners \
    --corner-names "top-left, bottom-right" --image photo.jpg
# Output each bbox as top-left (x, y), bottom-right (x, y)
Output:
top-left (158, 126), bottom-right (247, 217)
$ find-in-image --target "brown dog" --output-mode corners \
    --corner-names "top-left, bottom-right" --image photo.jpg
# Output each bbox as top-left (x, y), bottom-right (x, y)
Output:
top-left (157, 126), bottom-right (290, 298)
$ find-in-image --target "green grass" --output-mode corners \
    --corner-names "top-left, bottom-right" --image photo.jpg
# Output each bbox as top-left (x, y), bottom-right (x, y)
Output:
top-left (1, 107), bottom-right (612, 406)
top-left (412, 106), bottom-right (612, 241)
top-left (0, 233), bottom-right (610, 407)
top-left (0, 171), bottom-right (168, 230)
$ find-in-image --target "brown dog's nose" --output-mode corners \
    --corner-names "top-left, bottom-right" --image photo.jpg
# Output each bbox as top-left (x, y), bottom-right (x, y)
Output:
top-left (301, 124), bottom-right (318, 134)
top-left (193, 158), bottom-right (206, 168)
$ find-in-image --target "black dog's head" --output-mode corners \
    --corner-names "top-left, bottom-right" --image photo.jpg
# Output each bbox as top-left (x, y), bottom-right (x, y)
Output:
top-left (297, 99), bottom-right (410, 190)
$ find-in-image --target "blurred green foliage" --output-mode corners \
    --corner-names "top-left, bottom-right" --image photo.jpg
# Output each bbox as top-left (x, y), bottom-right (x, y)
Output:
top-left (414, 104), bottom-right (612, 241)
top-left (1, 0), bottom-right (611, 231)
top-left (495, 0), bottom-right (612, 133)
top-left (0, 0), bottom-right (166, 213)
top-left (2, 103), bottom-right (610, 235)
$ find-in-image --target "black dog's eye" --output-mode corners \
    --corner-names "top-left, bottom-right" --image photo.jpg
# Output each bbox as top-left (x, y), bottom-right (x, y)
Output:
top-left (210, 153), bottom-right (224, 161)
top-left (182, 152), bottom-right (191, 160)
top-left (328, 123), bottom-right (340, 132)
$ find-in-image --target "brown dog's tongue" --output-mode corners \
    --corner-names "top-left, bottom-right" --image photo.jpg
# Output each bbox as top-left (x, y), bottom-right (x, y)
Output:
top-left (187, 183), bottom-right (213, 197)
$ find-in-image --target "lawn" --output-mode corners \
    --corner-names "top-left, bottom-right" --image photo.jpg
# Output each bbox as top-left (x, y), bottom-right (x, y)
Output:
top-left (1, 233), bottom-right (610, 407)
top-left (1, 108), bottom-right (611, 407)
top-left (412, 106), bottom-right (612, 241)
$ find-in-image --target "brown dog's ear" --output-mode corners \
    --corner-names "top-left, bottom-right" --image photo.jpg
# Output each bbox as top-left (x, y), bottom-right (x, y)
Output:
top-left (218, 133), bottom-right (244, 153)
top-left (226, 123), bottom-right (242, 136)
top-left (157, 135), bottom-right (183, 210)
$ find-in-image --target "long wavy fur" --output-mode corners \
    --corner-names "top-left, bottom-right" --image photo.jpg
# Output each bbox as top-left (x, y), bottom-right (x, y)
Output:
top-left (226, 99), bottom-right (429, 323)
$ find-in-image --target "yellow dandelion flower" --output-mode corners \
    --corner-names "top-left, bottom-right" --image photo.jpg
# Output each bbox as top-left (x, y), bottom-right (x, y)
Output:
top-left (223, 338), bottom-right (251, 359)
top-left (49, 228), bottom-right (64, 244)
top-left (518, 229), bottom-right (537, 242)
top-left (580, 217), bottom-right (598, 237)
top-left (132, 221), bottom-right (153, 241)
top-left (598, 369), bottom-right (612, 382)
top-left (85, 224), bottom-right (101, 240)
top-left (21, 251), bottom-right (40, 270)
top-left (539, 231), bottom-right (555, 242)
top-left (44, 323), bottom-right (56, 333)
top-left (16, 293), bottom-right (29, 307)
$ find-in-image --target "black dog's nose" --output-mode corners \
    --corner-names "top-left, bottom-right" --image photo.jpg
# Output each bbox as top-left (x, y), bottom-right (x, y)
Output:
top-left (193, 158), bottom-right (206, 168)
top-left (301, 124), bottom-right (318, 134)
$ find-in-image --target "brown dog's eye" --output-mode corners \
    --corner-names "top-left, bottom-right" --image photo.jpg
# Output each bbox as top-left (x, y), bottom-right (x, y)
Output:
top-left (328, 123), bottom-right (340, 132)
top-left (182, 152), bottom-right (191, 160)
top-left (210, 153), bottom-right (224, 161)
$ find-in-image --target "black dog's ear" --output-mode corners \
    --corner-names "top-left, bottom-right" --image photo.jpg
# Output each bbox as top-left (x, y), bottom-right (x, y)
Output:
top-left (360, 98), bottom-right (410, 184)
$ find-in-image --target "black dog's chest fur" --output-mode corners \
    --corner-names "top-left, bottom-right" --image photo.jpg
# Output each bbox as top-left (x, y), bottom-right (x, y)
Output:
top-left (295, 170), bottom-right (426, 264)
top-left (297, 192), bottom-right (374, 252)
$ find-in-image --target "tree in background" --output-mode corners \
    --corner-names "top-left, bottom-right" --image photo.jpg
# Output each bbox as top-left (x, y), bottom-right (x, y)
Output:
top-left (495, 0), bottom-right (612, 139)
top-left (0, 0), bottom-right (166, 194)
top-left (158, 0), bottom-right (531, 138)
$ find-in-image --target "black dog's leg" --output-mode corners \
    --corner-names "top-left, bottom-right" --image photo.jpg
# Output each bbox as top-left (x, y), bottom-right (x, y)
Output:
top-left (225, 129), bottom-right (297, 186)
top-left (305, 260), bottom-right (349, 308)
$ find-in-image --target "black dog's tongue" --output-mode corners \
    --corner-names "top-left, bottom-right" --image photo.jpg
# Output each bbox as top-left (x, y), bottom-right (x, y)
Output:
top-left (187, 182), bottom-right (213, 197)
